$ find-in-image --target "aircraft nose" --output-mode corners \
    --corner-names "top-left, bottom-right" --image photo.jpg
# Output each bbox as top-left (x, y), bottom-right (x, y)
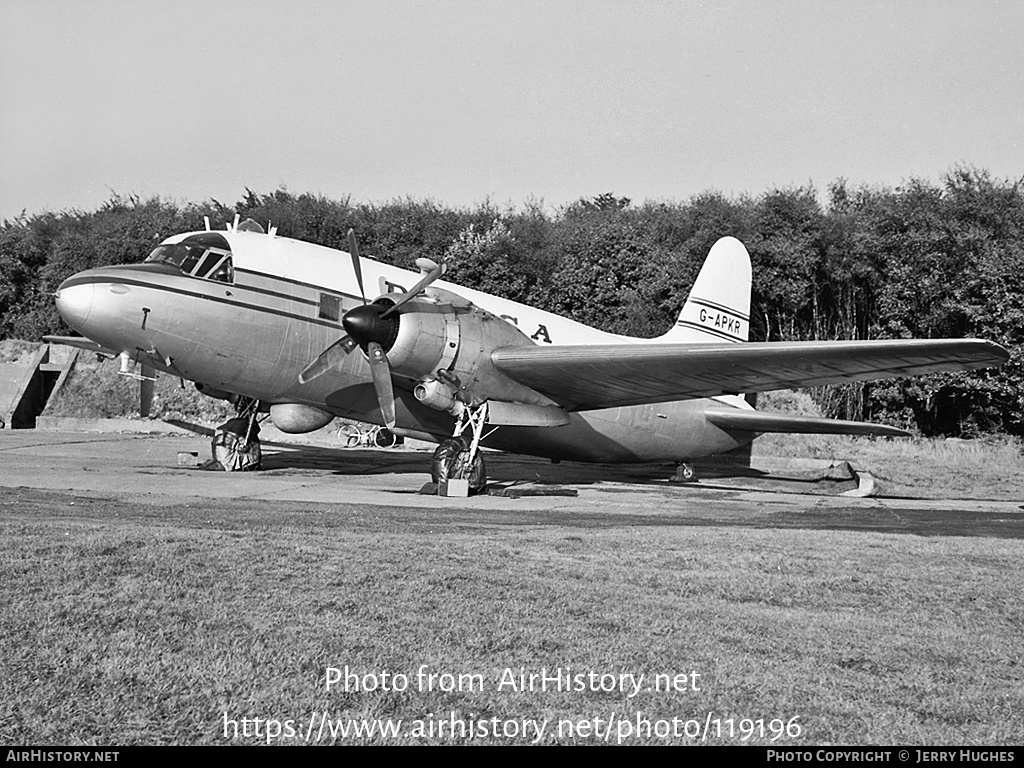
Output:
top-left (55, 279), bottom-right (95, 331)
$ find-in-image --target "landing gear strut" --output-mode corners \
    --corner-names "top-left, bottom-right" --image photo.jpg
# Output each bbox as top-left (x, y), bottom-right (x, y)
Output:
top-left (430, 401), bottom-right (490, 494)
top-left (210, 397), bottom-right (262, 471)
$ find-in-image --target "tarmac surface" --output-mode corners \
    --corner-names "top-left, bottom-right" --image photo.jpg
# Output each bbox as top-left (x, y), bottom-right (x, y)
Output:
top-left (2, 424), bottom-right (1023, 538)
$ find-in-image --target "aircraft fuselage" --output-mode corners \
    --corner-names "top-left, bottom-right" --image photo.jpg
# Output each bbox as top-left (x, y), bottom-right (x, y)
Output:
top-left (54, 229), bottom-right (752, 463)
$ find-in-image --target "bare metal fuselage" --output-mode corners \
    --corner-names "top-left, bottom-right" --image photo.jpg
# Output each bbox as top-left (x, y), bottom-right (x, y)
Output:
top-left (54, 231), bottom-right (752, 463)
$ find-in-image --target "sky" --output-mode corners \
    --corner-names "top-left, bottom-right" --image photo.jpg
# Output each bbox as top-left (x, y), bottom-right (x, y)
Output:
top-left (2, 0), bottom-right (1023, 220)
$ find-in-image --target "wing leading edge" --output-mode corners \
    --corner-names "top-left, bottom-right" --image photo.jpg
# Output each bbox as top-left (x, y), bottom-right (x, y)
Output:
top-left (491, 338), bottom-right (1009, 412)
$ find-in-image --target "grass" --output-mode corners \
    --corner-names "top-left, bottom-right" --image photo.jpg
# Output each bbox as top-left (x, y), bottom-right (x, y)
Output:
top-left (41, 350), bottom-right (234, 423)
top-left (750, 432), bottom-right (1024, 501)
top-left (1, 489), bottom-right (1021, 746)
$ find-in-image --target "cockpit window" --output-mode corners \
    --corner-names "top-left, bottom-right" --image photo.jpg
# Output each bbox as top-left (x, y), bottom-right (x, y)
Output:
top-left (146, 233), bottom-right (234, 283)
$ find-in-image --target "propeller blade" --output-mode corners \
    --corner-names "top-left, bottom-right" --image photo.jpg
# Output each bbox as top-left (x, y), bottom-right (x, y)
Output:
top-left (347, 228), bottom-right (367, 305)
top-left (381, 258), bottom-right (445, 317)
top-left (298, 335), bottom-right (357, 383)
top-left (367, 341), bottom-right (396, 428)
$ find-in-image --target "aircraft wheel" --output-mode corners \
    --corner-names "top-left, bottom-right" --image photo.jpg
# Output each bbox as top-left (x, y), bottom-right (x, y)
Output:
top-left (338, 423), bottom-right (361, 448)
top-left (671, 462), bottom-right (696, 483)
top-left (211, 418), bottom-right (262, 471)
top-left (374, 427), bottom-right (397, 448)
top-left (431, 437), bottom-right (486, 494)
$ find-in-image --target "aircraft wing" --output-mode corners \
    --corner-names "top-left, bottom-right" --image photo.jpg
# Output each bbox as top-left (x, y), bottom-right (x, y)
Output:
top-left (491, 339), bottom-right (1009, 411)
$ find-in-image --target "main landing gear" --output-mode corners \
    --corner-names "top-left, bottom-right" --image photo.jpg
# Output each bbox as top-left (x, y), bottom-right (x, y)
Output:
top-left (430, 401), bottom-right (491, 495)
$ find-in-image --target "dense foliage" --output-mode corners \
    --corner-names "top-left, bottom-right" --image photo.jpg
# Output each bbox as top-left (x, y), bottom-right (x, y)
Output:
top-left (2, 167), bottom-right (1022, 437)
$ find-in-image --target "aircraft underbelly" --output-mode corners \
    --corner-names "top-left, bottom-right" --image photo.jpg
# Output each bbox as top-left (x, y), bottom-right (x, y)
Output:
top-left (484, 399), bottom-right (752, 463)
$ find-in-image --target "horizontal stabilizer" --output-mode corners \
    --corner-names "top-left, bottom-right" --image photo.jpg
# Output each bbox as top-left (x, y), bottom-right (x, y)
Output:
top-left (705, 409), bottom-right (910, 437)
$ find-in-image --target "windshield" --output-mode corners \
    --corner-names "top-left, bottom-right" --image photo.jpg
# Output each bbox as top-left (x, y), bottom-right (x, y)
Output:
top-left (146, 233), bottom-right (233, 283)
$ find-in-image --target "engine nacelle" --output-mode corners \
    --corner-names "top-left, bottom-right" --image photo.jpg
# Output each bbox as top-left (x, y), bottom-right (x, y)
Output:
top-left (384, 287), bottom-right (560, 411)
top-left (270, 403), bottom-right (335, 433)
top-left (384, 295), bottom-right (460, 381)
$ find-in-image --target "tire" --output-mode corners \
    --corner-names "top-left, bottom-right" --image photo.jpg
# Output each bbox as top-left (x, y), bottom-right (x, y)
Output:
top-left (431, 437), bottom-right (486, 493)
top-left (211, 430), bottom-right (261, 471)
top-left (374, 427), bottom-right (397, 448)
top-left (338, 423), bottom-right (362, 448)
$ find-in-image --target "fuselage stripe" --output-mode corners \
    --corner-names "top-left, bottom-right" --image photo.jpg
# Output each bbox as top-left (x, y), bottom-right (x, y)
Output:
top-left (62, 274), bottom-right (346, 330)
top-left (687, 296), bottom-right (750, 321)
top-left (674, 319), bottom-right (744, 342)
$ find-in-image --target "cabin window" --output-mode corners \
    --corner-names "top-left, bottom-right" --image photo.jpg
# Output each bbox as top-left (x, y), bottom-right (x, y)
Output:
top-left (146, 233), bottom-right (234, 284)
top-left (318, 293), bottom-right (341, 321)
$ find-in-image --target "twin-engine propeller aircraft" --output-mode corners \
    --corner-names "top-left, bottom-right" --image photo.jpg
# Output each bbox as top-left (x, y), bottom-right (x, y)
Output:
top-left (48, 216), bottom-right (1009, 490)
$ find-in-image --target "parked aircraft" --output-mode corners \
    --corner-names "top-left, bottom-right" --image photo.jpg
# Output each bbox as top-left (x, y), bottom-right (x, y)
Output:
top-left (48, 217), bottom-right (1008, 490)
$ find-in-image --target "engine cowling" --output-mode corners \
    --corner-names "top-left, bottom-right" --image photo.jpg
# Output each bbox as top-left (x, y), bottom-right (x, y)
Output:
top-left (381, 288), bottom-right (560, 412)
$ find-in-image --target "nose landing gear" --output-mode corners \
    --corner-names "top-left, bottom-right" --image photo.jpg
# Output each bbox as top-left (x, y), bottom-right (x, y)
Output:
top-left (208, 397), bottom-right (263, 471)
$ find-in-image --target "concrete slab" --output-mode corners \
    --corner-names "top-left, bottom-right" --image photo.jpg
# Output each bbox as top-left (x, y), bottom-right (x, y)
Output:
top-left (2, 429), bottom-right (1022, 527)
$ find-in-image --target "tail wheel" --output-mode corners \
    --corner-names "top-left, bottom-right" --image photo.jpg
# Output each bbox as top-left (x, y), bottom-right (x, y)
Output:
top-left (431, 436), bottom-right (486, 494)
top-left (338, 423), bottom-right (362, 448)
top-left (672, 462), bottom-right (696, 483)
top-left (374, 427), bottom-right (397, 448)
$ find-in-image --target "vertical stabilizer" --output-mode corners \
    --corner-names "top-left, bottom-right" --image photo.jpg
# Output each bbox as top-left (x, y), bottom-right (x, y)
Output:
top-left (658, 236), bottom-right (751, 343)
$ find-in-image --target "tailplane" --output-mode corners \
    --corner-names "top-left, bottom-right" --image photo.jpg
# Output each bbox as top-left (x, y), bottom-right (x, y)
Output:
top-left (657, 236), bottom-right (751, 343)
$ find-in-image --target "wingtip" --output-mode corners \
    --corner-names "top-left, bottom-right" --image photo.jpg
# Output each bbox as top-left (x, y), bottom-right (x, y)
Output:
top-left (965, 338), bottom-right (1011, 365)
top-left (991, 340), bottom-right (1012, 364)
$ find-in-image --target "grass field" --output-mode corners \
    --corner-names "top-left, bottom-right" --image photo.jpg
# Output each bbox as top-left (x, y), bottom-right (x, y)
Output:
top-left (1, 486), bottom-right (1021, 746)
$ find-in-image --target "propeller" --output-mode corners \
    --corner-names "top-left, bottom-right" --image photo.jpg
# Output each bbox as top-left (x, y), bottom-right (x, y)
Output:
top-left (380, 257), bottom-right (445, 317)
top-left (367, 341), bottom-right (396, 428)
top-left (298, 231), bottom-right (448, 429)
top-left (297, 335), bottom-right (357, 384)
top-left (347, 228), bottom-right (367, 305)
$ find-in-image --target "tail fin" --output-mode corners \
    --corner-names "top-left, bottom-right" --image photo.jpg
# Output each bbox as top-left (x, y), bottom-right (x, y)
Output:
top-left (658, 236), bottom-right (751, 343)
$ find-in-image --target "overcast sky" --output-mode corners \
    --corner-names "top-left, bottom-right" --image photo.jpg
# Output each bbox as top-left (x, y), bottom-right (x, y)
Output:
top-left (2, 0), bottom-right (1023, 220)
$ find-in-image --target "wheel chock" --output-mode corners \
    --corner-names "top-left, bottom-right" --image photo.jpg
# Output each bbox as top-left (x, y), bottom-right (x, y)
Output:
top-left (439, 479), bottom-right (470, 497)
